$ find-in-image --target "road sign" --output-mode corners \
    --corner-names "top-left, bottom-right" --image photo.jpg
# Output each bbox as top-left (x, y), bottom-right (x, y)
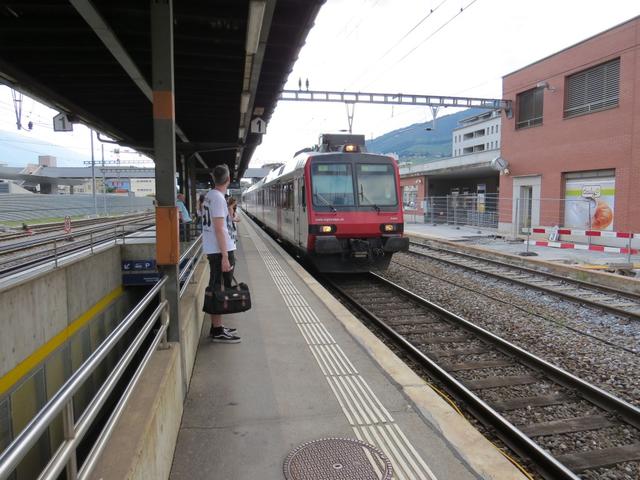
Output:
top-left (53, 113), bottom-right (73, 132)
top-left (250, 116), bottom-right (267, 134)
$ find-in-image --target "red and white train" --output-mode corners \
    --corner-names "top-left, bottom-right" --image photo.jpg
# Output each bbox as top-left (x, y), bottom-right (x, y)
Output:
top-left (242, 134), bottom-right (409, 272)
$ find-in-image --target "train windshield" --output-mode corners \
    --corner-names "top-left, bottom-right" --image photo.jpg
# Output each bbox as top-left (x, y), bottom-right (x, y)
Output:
top-left (356, 164), bottom-right (397, 207)
top-left (311, 163), bottom-right (355, 208)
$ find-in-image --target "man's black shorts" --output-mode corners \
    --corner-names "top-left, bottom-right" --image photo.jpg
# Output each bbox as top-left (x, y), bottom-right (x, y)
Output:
top-left (207, 250), bottom-right (235, 289)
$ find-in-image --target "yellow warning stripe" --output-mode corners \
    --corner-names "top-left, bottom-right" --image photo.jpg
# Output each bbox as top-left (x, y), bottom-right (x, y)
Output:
top-left (0, 286), bottom-right (124, 396)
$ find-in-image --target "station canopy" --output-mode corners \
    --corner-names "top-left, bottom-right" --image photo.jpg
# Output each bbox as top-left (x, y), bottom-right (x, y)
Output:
top-left (0, 0), bottom-right (325, 182)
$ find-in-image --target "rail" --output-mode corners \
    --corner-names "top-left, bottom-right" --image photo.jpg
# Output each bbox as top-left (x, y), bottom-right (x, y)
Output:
top-left (0, 276), bottom-right (169, 480)
top-left (328, 272), bottom-right (640, 479)
top-left (179, 232), bottom-right (203, 298)
top-left (0, 221), bottom-right (156, 283)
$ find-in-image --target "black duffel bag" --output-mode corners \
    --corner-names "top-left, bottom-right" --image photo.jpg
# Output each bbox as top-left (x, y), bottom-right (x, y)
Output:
top-left (203, 276), bottom-right (251, 314)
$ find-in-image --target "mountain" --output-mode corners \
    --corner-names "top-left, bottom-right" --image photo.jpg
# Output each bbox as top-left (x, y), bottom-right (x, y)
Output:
top-left (365, 107), bottom-right (491, 164)
top-left (0, 129), bottom-right (89, 167)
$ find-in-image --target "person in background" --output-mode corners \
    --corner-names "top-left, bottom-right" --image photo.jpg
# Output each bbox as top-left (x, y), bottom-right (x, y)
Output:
top-left (176, 193), bottom-right (192, 242)
top-left (196, 193), bottom-right (206, 233)
top-left (202, 165), bottom-right (240, 343)
top-left (227, 197), bottom-right (240, 240)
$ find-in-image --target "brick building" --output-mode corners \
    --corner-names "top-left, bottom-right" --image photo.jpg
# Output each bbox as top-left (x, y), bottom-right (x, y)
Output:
top-left (499, 15), bottom-right (640, 236)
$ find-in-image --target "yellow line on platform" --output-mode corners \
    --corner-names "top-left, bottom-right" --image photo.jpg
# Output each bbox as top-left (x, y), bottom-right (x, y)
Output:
top-left (0, 286), bottom-right (124, 396)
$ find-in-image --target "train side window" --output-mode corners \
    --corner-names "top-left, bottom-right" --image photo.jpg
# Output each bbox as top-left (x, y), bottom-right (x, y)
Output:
top-left (301, 184), bottom-right (306, 208)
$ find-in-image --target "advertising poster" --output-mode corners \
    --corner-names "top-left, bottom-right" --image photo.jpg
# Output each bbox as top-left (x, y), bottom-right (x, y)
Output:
top-left (105, 179), bottom-right (130, 193)
top-left (564, 177), bottom-right (615, 230)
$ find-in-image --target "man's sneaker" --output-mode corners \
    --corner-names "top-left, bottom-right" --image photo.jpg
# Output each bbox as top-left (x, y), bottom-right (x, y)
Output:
top-left (211, 330), bottom-right (241, 344)
top-left (209, 326), bottom-right (237, 337)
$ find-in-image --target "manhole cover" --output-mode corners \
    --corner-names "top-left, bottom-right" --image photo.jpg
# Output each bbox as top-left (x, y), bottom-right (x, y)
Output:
top-left (283, 437), bottom-right (393, 480)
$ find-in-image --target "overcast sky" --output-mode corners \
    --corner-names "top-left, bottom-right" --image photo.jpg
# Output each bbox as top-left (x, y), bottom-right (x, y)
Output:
top-left (1, 0), bottom-right (639, 168)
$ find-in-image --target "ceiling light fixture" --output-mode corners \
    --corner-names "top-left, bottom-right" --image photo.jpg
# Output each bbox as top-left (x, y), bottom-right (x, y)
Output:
top-left (246, 1), bottom-right (266, 55)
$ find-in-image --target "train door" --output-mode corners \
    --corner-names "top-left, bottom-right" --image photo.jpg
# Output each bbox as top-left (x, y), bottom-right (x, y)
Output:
top-left (293, 177), bottom-right (300, 244)
top-left (295, 175), bottom-right (308, 247)
top-left (276, 182), bottom-right (283, 234)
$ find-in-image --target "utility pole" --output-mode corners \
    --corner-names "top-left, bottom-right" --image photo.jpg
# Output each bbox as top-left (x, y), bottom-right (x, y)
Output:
top-left (90, 129), bottom-right (97, 216)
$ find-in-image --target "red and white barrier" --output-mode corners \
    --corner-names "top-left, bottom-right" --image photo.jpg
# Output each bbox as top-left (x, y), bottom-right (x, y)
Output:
top-left (526, 240), bottom-right (637, 254)
top-left (530, 227), bottom-right (636, 239)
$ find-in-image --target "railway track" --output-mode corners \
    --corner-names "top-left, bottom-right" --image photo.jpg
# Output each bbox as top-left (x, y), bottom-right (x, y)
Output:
top-left (326, 272), bottom-right (640, 480)
top-left (408, 240), bottom-right (640, 320)
top-left (0, 216), bottom-right (155, 278)
top-left (0, 213), bottom-right (151, 242)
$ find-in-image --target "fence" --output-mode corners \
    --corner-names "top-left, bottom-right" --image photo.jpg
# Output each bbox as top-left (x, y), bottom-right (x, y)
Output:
top-left (402, 195), bottom-right (639, 253)
top-left (402, 195), bottom-right (501, 229)
top-left (0, 194), bottom-right (154, 224)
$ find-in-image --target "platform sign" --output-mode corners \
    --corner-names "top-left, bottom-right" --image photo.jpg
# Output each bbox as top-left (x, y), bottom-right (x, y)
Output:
top-left (53, 113), bottom-right (73, 132)
top-left (122, 259), bottom-right (159, 285)
top-left (122, 259), bottom-right (156, 271)
top-left (122, 273), bottom-right (161, 286)
top-left (250, 116), bottom-right (267, 134)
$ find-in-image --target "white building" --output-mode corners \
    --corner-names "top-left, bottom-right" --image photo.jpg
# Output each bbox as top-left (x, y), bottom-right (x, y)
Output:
top-left (452, 110), bottom-right (501, 157)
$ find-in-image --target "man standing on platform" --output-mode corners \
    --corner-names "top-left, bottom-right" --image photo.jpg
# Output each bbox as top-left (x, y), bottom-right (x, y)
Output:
top-left (202, 164), bottom-right (241, 343)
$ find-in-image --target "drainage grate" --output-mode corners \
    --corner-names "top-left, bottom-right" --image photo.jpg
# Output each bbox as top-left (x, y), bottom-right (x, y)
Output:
top-left (283, 438), bottom-right (393, 480)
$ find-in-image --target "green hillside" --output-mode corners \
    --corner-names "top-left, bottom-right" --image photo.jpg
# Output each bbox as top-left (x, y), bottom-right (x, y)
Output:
top-left (365, 108), bottom-right (491, 164)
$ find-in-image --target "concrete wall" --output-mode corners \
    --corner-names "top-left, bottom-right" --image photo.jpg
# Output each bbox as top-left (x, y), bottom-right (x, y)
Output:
top-left (90, 258), bottom-right (209, 480)
top-left (0, 246), bottom-right (122, 379)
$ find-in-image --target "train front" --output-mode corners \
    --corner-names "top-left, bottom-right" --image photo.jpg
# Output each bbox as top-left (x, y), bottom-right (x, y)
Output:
top-left (305, 147), bottom-right (409, 273)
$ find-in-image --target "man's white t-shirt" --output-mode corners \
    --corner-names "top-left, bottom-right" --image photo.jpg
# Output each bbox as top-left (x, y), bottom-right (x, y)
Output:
top-left (202, 189), bottom-right (236, 254)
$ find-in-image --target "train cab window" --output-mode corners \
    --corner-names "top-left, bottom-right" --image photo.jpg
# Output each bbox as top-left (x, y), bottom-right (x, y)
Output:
top-left (311, 163), bottom-right (355, 208)
top-left (356, 164), bottom-right (398, 207)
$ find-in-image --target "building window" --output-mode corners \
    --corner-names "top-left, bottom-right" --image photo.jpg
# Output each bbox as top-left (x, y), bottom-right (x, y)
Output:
top-left (496, 124), bottom-right (499, 133)
top-left (516, 87), bottom-right (544, 129)
top-left (564, 58), bottom-right (620, 118)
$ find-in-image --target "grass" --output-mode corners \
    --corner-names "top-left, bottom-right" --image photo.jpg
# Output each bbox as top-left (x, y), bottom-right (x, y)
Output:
top-left (0, 215), bottom-right (88, 228)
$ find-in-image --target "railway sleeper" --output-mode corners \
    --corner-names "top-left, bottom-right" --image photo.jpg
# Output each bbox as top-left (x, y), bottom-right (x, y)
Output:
top-left (556, 443), bottom-right (640, 472)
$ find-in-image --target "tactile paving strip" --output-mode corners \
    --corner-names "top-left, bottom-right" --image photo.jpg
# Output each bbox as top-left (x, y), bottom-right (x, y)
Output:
top-left (283, 438), bottom-right (393, 480)
top-left (245, 220), bottom-right (438, 480)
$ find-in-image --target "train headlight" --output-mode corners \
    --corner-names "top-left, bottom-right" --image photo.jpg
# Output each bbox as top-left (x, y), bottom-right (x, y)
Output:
top-left (321, 225), bottom-right (334, 233)
top-left (343, 144), bottom-right (359, 153)
top-left (380, 223), bottom-right (402, 233)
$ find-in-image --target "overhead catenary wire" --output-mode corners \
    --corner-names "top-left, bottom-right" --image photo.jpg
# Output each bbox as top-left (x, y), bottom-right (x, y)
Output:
top-left (347, 0), bottom-right (450, 89)
top-left (362, 0), bottom-right (481, 89)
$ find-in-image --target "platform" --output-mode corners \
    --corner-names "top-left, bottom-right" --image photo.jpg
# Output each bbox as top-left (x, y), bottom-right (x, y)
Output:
top-left (169, 219), bottom-right (526, 479)
top-left (405, 223), bottom-right (640, 268)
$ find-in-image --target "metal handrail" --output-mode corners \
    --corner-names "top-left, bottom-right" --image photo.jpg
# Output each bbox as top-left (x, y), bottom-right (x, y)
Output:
top-left (0, 223), bottom-right (156, 283)
top-left (0, 276), bottom-right (169, 480)
top-left (178, 234), bottom-right (203, 298)
top-left (0, 217), bottom-right (154, 254)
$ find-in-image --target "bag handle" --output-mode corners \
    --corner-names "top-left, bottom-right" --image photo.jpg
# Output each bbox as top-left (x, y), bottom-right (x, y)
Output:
top-left (219, 275), bottom-right (239, 292)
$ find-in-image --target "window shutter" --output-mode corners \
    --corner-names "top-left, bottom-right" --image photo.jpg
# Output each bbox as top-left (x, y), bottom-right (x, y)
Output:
top-left (565, 58), bottom-right (619, 117)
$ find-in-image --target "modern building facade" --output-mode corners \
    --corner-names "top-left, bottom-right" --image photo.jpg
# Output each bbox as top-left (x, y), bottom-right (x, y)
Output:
top-left (399, 109), bottom-right (501, 225)
top-left (500, 16), bottom-right (640, 235)
top-left (452, 110), bottom-right (501, 157)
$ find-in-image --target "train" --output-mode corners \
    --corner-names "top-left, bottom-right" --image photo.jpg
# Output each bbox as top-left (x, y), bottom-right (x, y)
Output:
top-left (242, 133), bottom-right (409, 272)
